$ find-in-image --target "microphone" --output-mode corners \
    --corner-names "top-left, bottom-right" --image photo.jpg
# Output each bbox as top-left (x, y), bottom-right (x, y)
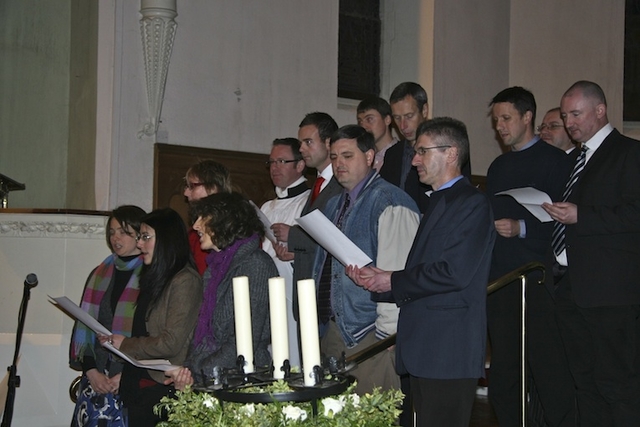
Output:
top-left (24, 273), bottom-right (38, 288)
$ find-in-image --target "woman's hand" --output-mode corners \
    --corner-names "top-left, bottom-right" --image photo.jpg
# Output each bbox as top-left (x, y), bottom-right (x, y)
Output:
top-left (164, 367), bottom-right (194, 391)
top-left (108, 373), bottom-right (121, 394)
top-left (86, 368), bottom-right (114, 394)
top-left (98, 334), bottom-right (125, 349)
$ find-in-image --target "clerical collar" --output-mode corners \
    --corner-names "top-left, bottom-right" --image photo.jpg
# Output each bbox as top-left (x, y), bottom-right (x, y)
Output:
top-left (275, 176), bottom-right (309, 199)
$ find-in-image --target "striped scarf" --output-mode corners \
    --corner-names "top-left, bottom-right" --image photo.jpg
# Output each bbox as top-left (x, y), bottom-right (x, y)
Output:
top-left (70, 254), bottom-right (143, 362)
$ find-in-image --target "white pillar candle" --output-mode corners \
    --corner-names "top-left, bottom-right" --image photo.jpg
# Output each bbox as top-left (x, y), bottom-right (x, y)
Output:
top-left (232, 276), bottom-right (254, 373)
top-left (268, 277), bottom-right (289, 379)
top-left (297, 279), bottom-right (322, 386)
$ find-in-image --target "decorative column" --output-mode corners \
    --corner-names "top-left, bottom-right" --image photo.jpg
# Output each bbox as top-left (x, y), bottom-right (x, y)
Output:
top-left (138, 0), bottom-right (177, 138)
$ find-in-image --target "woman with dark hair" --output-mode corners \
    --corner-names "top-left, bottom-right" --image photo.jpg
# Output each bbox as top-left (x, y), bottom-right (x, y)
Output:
top-left (103, 208), bottom-right (202, 426)
top-left (70, 205), bottom-right (146, 427)
top-left (183, 159), bottom-right (233, 274)
top-left (167, 192), bottom-right (278, 389)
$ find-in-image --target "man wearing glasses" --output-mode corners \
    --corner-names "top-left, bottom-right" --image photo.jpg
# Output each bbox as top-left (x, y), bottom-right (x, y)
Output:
top-left (486, 87), bottom-right (574, 427)
top-left (348, 118), bottom-right (494, 427)
top-left (260, 137), bottom-right (310, 368)
top-left (539, 107), bottom-right (577, 154)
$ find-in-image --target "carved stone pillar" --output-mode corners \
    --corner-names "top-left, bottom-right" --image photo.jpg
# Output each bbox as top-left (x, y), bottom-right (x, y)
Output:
top-left (139, 0), bottom-right (177, 138)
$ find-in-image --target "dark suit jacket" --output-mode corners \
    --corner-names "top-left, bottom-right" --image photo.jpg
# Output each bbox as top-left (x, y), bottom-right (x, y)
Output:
top-left (289, 176), bottom-right (342, 319)
top-left (565, 129), bottom-right (640, 307)
top-left (391, 178), bottom-right (495, 379)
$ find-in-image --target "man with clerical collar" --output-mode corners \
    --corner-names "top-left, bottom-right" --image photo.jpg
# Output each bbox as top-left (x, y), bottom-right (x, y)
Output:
top-left (260, 137), bottom-right (309, 368)
top-left (312, 124), bottom-right (419, 396)
top-left (486, 86), bottom-right (575, 427)
top-left (348, 117), bottom-right (495, 427)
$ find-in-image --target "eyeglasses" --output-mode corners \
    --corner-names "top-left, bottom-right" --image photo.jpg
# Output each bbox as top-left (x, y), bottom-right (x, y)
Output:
top-left (136, 234), bottom-right (155, 242)
top-left (414, 145), bottom-right (451, 156)
top-left (184, 181), bottom-right (205, 191)
top-left (265, 159), bottom-right (300, 167)
top-left (536, 123), bottom-right (565, 132)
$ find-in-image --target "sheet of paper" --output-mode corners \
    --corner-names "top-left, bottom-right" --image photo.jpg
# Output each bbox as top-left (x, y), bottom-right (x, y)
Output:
top-left (50, 295), bottom-right (111, 336)
top-left (250, 200), bottom-right (277, 244)
top-left (102, 342), bottom-right (178, 372)
top-left (49, 296), bottom-right (178, 372)
top-left (495, 187), bottom-right (553, 222)
top-left (296, 209), bottom-right (373, 268)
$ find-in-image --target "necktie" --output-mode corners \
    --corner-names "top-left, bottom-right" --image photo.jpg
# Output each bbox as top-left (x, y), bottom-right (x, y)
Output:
top-left (310, 177), bottom-right (325, 204)
top-left (552, 145), bottom-right (589, 256)
top-left (317, 194), bottom-right (351, 323)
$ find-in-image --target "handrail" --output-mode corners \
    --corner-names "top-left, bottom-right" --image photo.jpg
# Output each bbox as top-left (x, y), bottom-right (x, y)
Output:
top-left (486, 261), bottom-right (545, 295)
top-left (346, 334), bottom-right (396, 366)
top-left (346, 261), bottom-right (546, 366)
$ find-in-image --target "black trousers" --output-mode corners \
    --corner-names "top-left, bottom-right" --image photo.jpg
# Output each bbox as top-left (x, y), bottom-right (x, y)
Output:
top-left (410, 377), bottom-right (477, 427)
top-left (555, 278), bottom-right (640, 427)
top-left (487, 280), bottom-right (576, 427)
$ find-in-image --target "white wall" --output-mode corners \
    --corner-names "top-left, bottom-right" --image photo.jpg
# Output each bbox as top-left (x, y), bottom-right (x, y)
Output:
top-left (106, 0), bottom-right (349, 211)
top-left (103, 0), bottom-right (627, 210)
top-left (0, 213), bottom-right (110, 427)
top-left (509, 0), bottom-right (625, 130)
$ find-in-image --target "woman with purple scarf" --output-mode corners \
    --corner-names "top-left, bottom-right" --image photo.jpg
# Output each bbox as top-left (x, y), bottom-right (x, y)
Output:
top-left (168, 192), bottom-right (278, 389)
top-left (70, 205), bottom-right (145, 427)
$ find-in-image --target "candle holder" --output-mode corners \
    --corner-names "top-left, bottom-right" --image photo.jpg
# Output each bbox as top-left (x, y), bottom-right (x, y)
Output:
top-left (194, 353), bottom-right (356, 418)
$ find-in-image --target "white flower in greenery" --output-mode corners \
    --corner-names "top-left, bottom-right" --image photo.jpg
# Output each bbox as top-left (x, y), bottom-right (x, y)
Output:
top-left (202, 397), bottom-right (216, 408)
top-left (349, 393), bottom-right (360, 407)
top-left (322, 396), bottom-right (346, 417)
top-left (282, 405), bottom-right (308, 421)
top-left (240, 403), bottom-right (255, 417)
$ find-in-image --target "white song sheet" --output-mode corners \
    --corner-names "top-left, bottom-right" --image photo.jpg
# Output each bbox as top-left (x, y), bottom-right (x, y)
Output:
top-left (495, 187), bottom-right (553, 222)
top-left (250, 200), bottom-right (277, 244)
top-left (296, 209), bottom-right (372, 267)
top-left (50, 296), bottom-right (178, 371)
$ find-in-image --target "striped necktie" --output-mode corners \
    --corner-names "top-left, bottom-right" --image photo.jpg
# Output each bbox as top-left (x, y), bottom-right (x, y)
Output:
top-left (552, 145), bottom-right (589, 256)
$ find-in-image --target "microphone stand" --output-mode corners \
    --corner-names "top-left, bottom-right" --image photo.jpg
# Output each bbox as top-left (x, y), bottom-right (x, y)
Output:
top-left (2, 275), bottom-right (37, 427)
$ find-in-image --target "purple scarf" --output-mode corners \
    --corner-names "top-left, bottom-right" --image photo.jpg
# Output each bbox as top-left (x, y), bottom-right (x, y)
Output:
top-left (193, 234), bottom-right (259, 348)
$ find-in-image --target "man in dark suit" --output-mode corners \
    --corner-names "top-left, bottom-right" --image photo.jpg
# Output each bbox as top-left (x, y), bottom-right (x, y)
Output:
top-left (271, 112), bottom-right (342, 316)
top-left (543, 81), bottom-right (640, 426)
top-left (348, 117), bottom-right (495, 427)
top-left (380, 82), bottom-right (471, 214)
top-left (379, 82), bottom-right (431, 212)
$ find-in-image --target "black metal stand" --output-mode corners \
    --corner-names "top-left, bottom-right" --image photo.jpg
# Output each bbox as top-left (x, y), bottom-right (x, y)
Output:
top-left (196, 354), bottom-right (355, 418)
top-left (1, 282), bottom-right (34, 427)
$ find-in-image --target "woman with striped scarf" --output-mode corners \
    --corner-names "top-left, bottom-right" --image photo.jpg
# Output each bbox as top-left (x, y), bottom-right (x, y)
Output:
top-left (70, 205), bottom-right (146, 427)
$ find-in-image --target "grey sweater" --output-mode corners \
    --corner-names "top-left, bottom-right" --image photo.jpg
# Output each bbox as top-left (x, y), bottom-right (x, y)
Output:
top-left (185, 238), bottom-right (277, 382)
